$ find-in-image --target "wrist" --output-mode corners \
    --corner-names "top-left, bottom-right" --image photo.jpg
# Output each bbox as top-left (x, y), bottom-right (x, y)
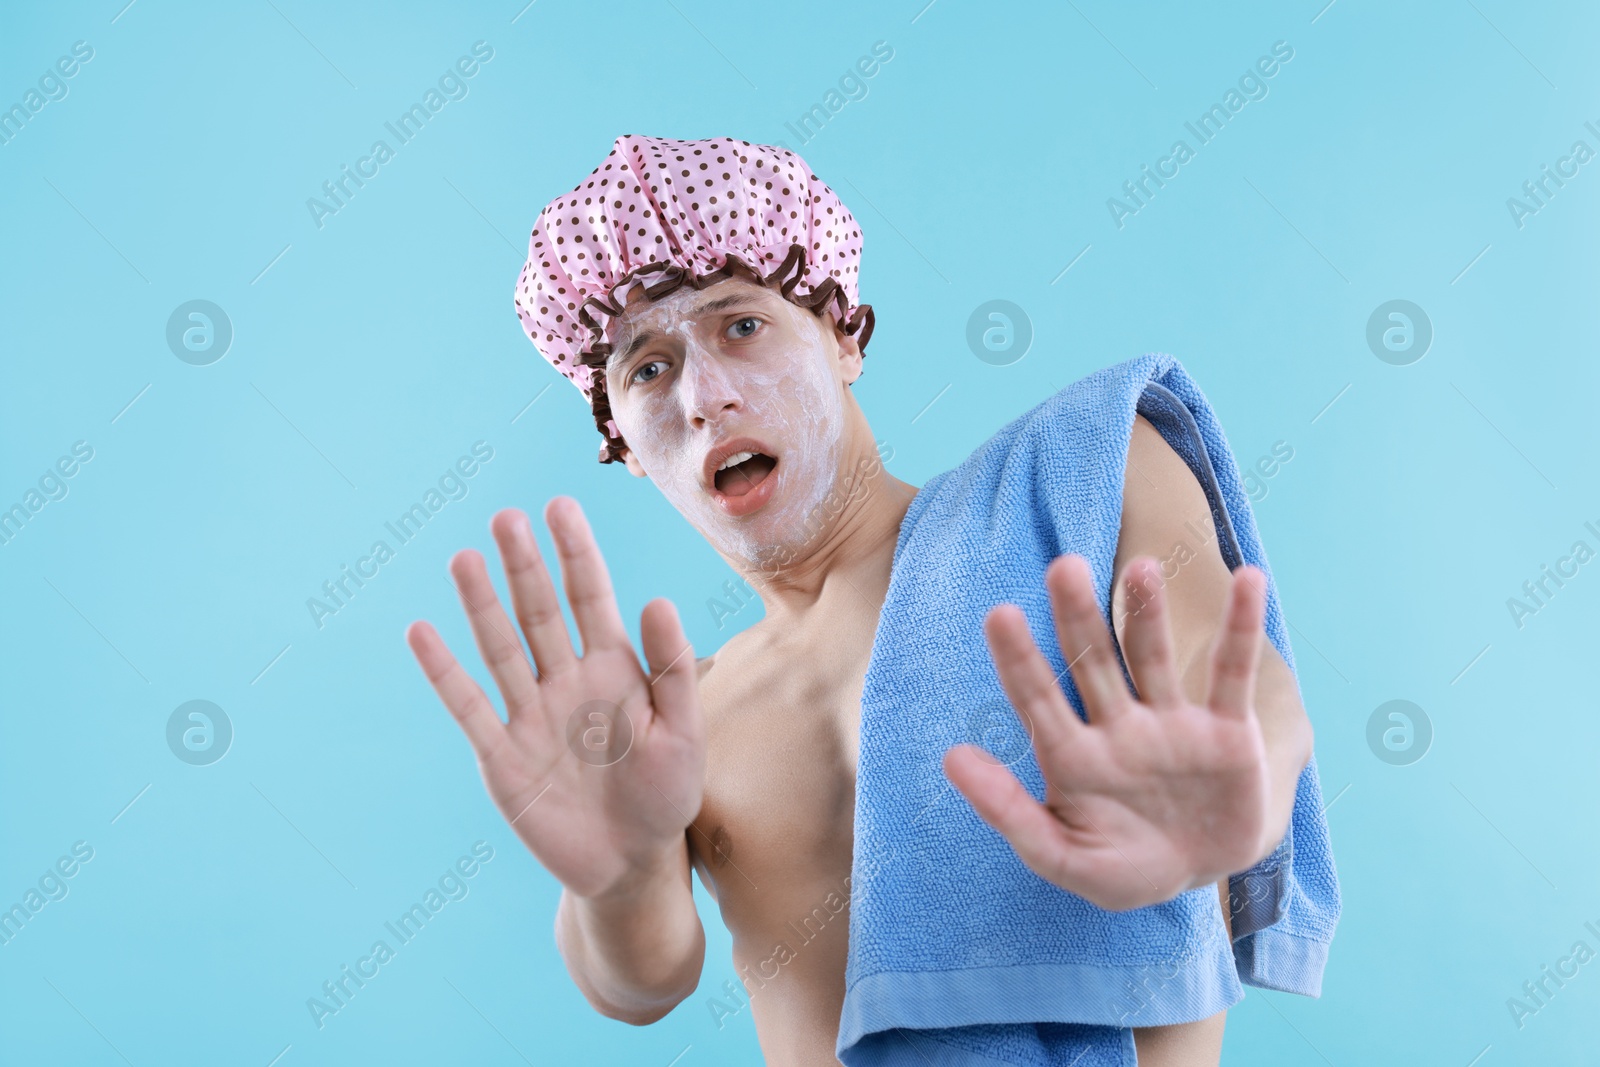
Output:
top-left (581, 837), bottom-right (686, 907)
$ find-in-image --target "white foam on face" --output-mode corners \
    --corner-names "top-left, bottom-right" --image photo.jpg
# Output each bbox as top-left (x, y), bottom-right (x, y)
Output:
top-left (605, 282), bottom-right (847, 571)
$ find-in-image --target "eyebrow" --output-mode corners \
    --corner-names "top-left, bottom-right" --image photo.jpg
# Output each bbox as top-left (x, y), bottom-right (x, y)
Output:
top-left (609, 291), bottom-right (767, 367)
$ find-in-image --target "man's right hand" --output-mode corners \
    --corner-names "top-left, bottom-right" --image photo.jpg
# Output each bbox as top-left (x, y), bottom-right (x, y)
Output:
top-left (406, 497), bottom-right (706, 902)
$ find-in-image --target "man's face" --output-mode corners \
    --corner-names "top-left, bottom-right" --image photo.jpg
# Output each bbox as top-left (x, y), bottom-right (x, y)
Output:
top-left (603, 276), bottom-right (862, 568)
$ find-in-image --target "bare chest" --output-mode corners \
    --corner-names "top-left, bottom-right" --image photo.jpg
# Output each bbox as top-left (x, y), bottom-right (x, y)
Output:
top-left (691, 626), bottom-right (873, 944)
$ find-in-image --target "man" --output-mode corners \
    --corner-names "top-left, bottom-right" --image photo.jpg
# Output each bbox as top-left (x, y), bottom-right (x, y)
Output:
top-left (406, 135), bottom-right (1330, 1066)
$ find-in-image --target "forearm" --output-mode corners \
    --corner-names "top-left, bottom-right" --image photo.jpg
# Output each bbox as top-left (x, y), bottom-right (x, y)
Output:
top-left (554, 836), bottom-right (705, 1024)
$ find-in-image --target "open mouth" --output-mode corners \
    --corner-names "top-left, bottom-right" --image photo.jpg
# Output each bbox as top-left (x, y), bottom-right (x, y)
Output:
top-left (706, 440), bottom-right (780, 517)
top-left (713, 451), bottom-right (777, 497)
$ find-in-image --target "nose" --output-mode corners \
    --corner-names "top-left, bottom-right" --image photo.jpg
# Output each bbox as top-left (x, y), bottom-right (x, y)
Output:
top-left (681, 346), bottom-right (742, 427)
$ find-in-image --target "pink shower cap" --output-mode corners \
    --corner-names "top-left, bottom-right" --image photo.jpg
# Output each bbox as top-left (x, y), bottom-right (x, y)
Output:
top-left (513, 134), bottom-right (875, 462)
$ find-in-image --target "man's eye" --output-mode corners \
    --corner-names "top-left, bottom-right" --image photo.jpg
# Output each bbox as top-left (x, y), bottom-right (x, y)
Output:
top-left (726, 316), bottom-right (761, 339)
top-left (631, 360), bottom-right (666, 385)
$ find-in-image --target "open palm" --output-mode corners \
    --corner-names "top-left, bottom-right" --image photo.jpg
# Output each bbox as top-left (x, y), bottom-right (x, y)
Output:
top-left (943, 554), bottom-right (1275, 911)
top-left (407, 498), bottom-right (704, 900)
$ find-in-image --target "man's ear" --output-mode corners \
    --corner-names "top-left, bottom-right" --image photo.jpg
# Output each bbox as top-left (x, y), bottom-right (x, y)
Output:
top-left (621, 448), bottom-right (648, 478)
top-left (832, 314), bottom-right (864, 386)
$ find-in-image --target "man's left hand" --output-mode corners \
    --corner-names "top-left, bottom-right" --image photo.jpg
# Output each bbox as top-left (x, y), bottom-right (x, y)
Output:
top-left (943, 553), bottom-right (1281, 911)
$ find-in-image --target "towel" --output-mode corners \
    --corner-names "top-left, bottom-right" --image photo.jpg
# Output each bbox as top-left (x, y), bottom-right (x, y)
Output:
top-left (838, 354), bottom-right (1340, 1066)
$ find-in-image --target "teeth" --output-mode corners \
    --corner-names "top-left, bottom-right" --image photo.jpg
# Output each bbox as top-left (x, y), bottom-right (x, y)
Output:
top-left (717, 451), bottom-right (755, 471)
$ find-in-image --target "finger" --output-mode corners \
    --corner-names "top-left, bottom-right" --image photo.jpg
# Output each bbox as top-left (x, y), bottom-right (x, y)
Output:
top-left (491, 508), bottom-right (579, 679)
top-left (406, 620), bottom-right (507, 759)
top-left (983, 604), bottom-right (1086, 757)
top-left (943, 745), bottom-right (1073, 882)
top-left (545, 497), bottom-right (631, 655)
top-left (1117, 557), bottom-right (1184, 709)
top-left (1046, 554), bottom-right (1134, 722)
top-left (1206, 565), bottom-right (1267, 718)
top-left (448, 549), bottom-right (543, 721)
top-left (639, 598), bottom-right (700, 738)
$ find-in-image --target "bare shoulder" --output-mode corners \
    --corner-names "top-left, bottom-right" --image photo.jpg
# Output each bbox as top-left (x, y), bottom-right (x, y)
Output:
top-left (1113, 414), bottom-right (1234, 639)
top-left (692, 622), bottom-right (764, 723)
top-left (1122, 415), bottom-right (1210, 527)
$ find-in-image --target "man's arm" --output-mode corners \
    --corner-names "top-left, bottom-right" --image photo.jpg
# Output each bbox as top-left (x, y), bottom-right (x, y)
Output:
top-left (554, 833), bottom-right (705, 1024)
top-left (1116, 416), bottom-right (1309, 1066)
top-left (1112, 414), bottom-right (1313, 875)
top-left (407, 499), bottom-right (709, 1023)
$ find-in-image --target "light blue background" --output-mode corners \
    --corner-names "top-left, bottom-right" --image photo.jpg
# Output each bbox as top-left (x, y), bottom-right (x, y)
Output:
top-left (3, 1), bottom-right (1597, 1064)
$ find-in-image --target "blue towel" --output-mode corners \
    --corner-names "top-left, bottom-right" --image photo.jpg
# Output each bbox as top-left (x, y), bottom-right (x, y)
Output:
top-left (838, 354), bottom-right (1340, 1066)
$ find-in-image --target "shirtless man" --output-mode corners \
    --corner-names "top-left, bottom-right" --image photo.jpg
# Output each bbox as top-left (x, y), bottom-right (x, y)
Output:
top-left (406, 139), bottom-right (1314, 1066)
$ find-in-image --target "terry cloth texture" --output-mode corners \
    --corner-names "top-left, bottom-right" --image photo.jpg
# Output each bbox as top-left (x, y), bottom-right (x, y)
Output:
top-left (838, 354), bottom-right (1340, 1067)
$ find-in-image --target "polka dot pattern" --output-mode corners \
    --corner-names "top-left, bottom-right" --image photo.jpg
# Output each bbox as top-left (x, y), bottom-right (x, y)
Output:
top-left (512, 134), bottom-right (874, 462)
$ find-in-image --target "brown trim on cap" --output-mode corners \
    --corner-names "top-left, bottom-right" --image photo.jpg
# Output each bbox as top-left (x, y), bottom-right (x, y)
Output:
top-left (575, 243), bottom-right (874, 464)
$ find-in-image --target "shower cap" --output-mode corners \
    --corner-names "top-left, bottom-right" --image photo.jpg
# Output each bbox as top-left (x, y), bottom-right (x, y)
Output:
top-left (513, 134), bottom-right (875, 462)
